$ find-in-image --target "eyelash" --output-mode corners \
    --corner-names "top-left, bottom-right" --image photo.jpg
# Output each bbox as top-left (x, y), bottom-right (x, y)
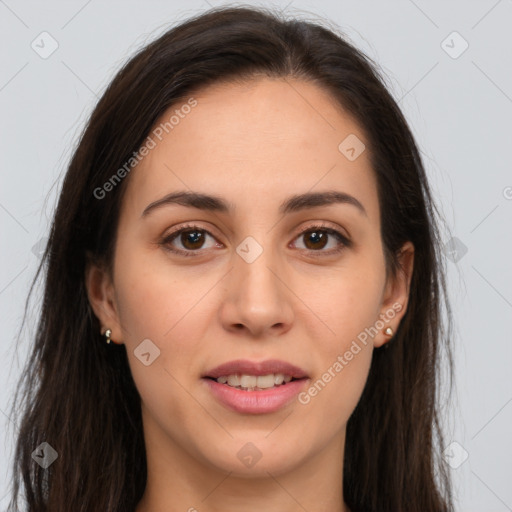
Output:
top-left (160, 222), bottom-right (351, 258)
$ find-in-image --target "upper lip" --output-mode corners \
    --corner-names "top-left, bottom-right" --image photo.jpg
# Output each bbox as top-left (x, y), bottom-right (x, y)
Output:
top-left (204, 359), bottom-right (309, 379)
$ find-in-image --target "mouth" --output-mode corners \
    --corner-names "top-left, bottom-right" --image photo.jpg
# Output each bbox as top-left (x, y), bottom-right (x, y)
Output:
top-left (201, 359), bottom-right (310, 414)
top-left (203, 373), bottom-right (304, 391)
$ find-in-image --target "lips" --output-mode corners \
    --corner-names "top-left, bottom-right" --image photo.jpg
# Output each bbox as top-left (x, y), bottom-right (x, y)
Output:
top-left (202, 359), bottom-right (310, 413)
top-left (203, 359), bottom-right (309, 380)
top-left (203, 377), bottom-right (309, 414)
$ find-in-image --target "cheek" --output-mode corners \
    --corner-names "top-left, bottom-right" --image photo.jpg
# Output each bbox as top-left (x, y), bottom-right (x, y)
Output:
top-left (302, 262), bottom-right (385, 351)
top-left (113, 246), bottom-right (209, 344)
top-left (298, 281), bottom-right (377, 436)
top-left (112, 249), bottom-right (213, 393)
top-left (293, 263), bottom-right (383, 427)
top-left (112, 256), bottom-right (211, 432)
top-left (298, 343), bottom-right (373, 444)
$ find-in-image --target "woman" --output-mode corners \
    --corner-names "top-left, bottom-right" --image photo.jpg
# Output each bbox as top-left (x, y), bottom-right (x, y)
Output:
top-left (7, 5), bottom-right (455, 511)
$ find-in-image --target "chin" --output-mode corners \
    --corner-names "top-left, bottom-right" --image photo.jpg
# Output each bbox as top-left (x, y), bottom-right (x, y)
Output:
top-left (198, 435), bottom-right (311, 477)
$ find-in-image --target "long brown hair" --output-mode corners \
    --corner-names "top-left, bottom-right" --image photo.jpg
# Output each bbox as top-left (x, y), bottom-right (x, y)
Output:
top-left (7, 5), bottom-right (455, 511)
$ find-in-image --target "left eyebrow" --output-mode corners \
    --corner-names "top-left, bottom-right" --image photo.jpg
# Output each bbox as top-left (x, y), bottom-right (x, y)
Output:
top-left (141, 190), bottom-right (368, 218)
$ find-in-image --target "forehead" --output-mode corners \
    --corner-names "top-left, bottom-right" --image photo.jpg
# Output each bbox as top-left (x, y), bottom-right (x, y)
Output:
top-left (121, 77), bottom-right (379, 222)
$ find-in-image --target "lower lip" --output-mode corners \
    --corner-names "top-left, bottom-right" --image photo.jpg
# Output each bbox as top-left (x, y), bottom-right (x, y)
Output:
top-left (203, 378), bottom-right (309, 414)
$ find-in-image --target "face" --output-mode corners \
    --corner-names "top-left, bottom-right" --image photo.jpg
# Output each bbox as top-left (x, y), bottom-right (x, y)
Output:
top-left (87, 77), bottom-right (413, 478)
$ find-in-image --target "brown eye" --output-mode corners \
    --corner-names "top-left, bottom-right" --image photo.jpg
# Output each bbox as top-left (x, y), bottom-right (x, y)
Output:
top-left (292, 225), bottom-right (351, 256)
top-left (302, 229), bottom-right (329, 250)
top-left (161, 224), bottom-right (221, 257)
top-left (177, 229), bottom-right (206, 250)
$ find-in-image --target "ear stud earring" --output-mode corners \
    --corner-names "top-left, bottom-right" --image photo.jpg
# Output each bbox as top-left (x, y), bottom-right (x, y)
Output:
top-left (103, 328), bottom-right (112, 344)
top-left (382, 327), bottom-right (394, 349)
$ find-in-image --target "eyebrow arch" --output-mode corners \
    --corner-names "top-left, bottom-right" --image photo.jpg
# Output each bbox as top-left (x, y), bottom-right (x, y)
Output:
top-left (141, 190), bottom-right (367, 218)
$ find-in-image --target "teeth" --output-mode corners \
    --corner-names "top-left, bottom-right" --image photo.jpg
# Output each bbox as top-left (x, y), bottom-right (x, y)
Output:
top-left (240, 375), bottom-right (257, 388)
top-left (216, 373), bottom-right (295, 390)
top-left (227, 375), bottom-right (240, 387)
top-left (274, 374), bottom-right (284, 385)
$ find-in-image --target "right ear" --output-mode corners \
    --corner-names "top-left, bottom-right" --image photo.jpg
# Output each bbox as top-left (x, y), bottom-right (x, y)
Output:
top-left (84, 252), bottom-right (123, 344)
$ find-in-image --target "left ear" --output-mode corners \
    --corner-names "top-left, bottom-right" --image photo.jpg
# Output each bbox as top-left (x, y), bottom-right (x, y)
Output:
top-left (374, 241), bottom-right (414, 348)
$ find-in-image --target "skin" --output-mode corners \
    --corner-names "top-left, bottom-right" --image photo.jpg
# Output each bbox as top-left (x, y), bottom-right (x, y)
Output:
top-left (86, 76), bottom-right (414, 512)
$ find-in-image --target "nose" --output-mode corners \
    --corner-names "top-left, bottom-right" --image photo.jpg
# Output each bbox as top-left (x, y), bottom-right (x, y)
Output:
top-left (219, 245), bottom-right (294, 339)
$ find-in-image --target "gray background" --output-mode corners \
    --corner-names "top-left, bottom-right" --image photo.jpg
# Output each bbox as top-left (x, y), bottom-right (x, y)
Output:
top-left (1, 0), bottom-right (511, 510)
